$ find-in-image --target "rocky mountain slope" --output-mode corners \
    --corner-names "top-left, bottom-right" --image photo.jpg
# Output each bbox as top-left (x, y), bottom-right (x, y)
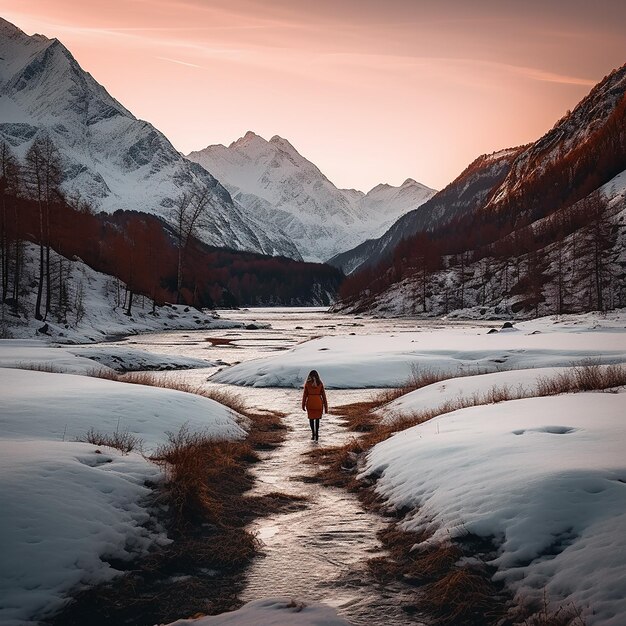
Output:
top-left (0, 18), bottom-right (300, 259)
top-left (329, 148), bottom-right (522, 274)
top-left (188, 132), bottom-right (436, 262)
top-left (335, 63), bottom-right (626, 317)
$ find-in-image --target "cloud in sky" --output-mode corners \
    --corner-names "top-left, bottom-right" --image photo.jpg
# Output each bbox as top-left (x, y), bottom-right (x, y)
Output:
top-left (1, 0), bottom-right (624, 190)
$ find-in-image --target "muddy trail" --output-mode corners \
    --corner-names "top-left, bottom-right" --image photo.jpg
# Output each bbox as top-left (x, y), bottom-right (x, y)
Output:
top-left (238, 388), bottom-right (428, 626)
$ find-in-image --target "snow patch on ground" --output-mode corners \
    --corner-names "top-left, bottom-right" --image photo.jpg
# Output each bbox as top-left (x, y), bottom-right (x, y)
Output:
top-left (0, 365), bottom-right (246, 624)
top-left (0, 440), bottom-right (164, 625)
top-left (68, 345), bottom-right (215, 372)
top-left (0, 339), bottom-right (115, 375)
top-left (0, 368), bottom-right (245, 449)
top-left (363, 393), bottom-right (626, 625)
top-left (0, 339), bottom-right (216, 375)
top-left (162, 597), bottom-right (352, 625)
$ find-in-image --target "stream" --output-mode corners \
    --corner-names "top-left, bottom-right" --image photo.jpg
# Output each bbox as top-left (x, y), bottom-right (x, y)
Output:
top-left (105, 308), bottom-right (456, 624)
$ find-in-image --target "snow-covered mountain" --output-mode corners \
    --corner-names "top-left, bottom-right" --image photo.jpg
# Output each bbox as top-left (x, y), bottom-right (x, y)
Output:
top-left (0, 18), bottom-right (301, 260)
top-left (329, 148), bottom-right (521, 274)
top-left (188, 132), bottom-right (436, 262)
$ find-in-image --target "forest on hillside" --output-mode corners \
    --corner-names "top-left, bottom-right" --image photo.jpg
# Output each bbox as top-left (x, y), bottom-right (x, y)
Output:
top-left (337, 87), bottom-right (626, 317)
top-left (0, 137), bottom-right (343, 327)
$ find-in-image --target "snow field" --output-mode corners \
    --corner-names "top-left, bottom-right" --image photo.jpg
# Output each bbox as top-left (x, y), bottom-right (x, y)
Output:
top-left (362, 393), bottom-right (626, 625)
top-left (0, 440), bottom-right (164, 625)
top-left (212, 313), bottom-right (626, 388)
top-left (0, 366), bottom-right (246, 624)
top-left (0, 367), bottom-right (246, 454)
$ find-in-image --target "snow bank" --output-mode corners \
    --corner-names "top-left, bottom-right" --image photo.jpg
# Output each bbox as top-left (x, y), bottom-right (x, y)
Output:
top-left (0, 368), bottom-right (245, 449)
top-left (162, 597), bottom-right (351, 626)
top-left (0, 441), bottom-right (164, 625)
top-left (68, 345), bottom-right (214, 372)
top-left (212, 318), bottom-right (626, 388)
top-left (0, 339), bottom-right (218, 375)
top-left (380, 366), bottom-right (573, 423)
top-left (0, 339), bottom-right (115, 375)
top-left (363, 393), bottom-right (626, 625)
top-left (0, 367), bottom-right (246, 624)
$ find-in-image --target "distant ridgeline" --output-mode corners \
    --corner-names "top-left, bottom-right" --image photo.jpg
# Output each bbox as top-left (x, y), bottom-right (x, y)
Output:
top-left (334, 64), bottom-right (626, 317)
top-left (0, 139), bottom-right (343, 324)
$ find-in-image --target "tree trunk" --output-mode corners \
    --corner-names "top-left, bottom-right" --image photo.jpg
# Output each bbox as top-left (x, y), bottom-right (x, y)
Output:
top-left (35, 240), bottom-right (44, 321)
top-left (125, 289), bottom-right (133, 316)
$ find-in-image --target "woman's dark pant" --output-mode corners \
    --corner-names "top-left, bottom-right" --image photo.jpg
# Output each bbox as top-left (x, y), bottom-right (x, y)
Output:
top-left (309, 419), bottom-right (320, 437)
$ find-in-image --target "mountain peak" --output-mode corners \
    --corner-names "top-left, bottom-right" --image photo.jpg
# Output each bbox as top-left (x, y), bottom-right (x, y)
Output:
top-left (0, 17), bottom-right (26, 37)
top-left (402, 178), bottom-right (417, 186)
top-left (270, 134), bottom-right (300, 151)
top-left (243, 130), bottom-right (261, 141)
top-left (230, 130), bottom-right (267, 148)
top-left (0, 17), bottom-right (50, 47)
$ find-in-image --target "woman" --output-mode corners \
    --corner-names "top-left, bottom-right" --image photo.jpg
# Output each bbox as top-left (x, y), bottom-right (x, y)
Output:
top-left (302, 369), bottom-right (328, 441)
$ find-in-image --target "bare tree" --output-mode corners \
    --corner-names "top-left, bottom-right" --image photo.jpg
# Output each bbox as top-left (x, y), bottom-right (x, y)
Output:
top-left (0, 141), bottom-right (20, 304)
top-left (170, 183), bottom-right (212, 304)
top-left (24, 134), bottom-right (62, 320)
top-left (583, 191), bottom-right (615, 311)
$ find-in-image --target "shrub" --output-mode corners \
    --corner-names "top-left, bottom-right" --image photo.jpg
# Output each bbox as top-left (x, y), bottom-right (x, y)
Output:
top-left (78, 427), bottom-right (143, 454)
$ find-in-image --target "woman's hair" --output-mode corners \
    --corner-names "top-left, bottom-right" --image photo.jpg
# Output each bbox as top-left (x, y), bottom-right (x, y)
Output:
top-left (307, 370), bottom-right (322, 386)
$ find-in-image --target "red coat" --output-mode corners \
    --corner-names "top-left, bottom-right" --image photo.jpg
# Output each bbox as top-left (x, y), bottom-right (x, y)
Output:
top-left (302, 382), bottom-right (328, 419)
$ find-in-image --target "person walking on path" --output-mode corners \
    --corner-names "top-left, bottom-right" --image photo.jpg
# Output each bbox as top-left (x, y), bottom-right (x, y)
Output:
top-left (302, 369), bottom-right (328, 441)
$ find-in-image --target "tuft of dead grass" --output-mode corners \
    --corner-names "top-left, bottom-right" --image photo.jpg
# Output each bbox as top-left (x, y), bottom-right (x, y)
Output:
top-left (150, 424), bottom-right (264, 532)
top-left (77, 426), bottom-right (143, 454)
top-left (536, 362), bottom-right (626, 396)
top-left (423, 568), bottom-right (505, 625)
top-left (518, 591), bottom-right (586, 626)
top-left (245, 410), bottom-right (289, 452)
top-left (88, 370), bottom-right (249, 415)
top-left (14, 362), bottom-right (67, 374)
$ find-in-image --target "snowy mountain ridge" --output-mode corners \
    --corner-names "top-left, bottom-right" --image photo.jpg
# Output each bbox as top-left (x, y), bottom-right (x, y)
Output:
top-left (188, 132), bottom-right (436, 262)
top-left (488, 66), bottom-right (626, 208)
top-left (329, 148), bottom-right (522, 274)
top-left (0, 18), bottom-right (301, 260)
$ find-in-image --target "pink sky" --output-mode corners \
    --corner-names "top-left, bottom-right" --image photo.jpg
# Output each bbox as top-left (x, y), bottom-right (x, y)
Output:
top-left (2, 1), bottom-right (624, 191)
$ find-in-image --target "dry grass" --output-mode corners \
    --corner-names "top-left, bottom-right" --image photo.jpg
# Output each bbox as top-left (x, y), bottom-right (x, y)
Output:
top-left (89, 369), bottom-right (249, 415)
top-left (244, 410), bottom-right (289, 451)
top-left (423, 568), bottom-right (505, 625)
top-left (150, 404), bottom-right (291, 531)
top-left (13, 362), bottom-right (67, 373)
top-left (328, 401), bottom-right (381, 431)
top-left (78, 426), bottom-right (143, 454)
top-left (537, 362), bottom-right (626, 396)
top-left (518, 591), bottom-right (586, 626)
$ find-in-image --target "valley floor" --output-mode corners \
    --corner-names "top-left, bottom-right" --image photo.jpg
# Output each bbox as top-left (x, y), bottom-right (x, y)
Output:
top-left (0, 308), bottom-right (624, 625)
